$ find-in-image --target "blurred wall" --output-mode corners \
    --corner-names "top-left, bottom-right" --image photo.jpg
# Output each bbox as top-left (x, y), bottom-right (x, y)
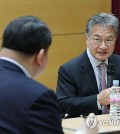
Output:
top-left (0, 0), bottom-right (111, 91)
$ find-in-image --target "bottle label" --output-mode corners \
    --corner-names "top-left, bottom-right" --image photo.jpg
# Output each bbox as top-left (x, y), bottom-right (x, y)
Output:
top-left (110, 86), bottom-right (120, 121)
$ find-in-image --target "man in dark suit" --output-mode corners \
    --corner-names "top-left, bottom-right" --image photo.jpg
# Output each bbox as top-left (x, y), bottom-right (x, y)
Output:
top-left (56, 13), bottom-right (120, 118)
top-left (0, 16), bottom-right (64, 134)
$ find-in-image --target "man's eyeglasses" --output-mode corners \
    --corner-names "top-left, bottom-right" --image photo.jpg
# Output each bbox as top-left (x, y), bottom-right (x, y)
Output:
top-left (89, 37), bottom-right (115, 46)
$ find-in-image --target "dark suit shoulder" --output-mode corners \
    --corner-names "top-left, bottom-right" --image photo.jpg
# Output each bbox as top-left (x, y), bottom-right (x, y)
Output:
top-left (15, 76), bottom-right (55, 101)
top-left (59, 51), bottom-right (89, 71)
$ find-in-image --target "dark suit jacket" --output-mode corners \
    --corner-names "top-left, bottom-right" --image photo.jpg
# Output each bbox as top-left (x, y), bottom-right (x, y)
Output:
top-left (56, 51), bottom-right (120, 118)
top-left (0, 59), bottom-right (63, 134)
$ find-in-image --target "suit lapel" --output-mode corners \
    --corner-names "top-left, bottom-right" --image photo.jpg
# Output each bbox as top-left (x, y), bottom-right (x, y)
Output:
top-left (80, 51), bottom-right (99, 94)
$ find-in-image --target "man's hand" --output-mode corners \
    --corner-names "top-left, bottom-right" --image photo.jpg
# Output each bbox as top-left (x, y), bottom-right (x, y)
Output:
top-left (97, 88), bottom-right (111, 106)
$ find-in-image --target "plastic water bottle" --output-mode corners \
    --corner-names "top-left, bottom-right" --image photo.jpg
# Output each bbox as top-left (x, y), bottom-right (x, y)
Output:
top-left (110, 80), bottom-right (120, 121)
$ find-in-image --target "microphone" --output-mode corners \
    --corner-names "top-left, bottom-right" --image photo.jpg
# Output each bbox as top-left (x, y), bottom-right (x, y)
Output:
top-left (63, 106), bottom-right (70, 119)
top-left (107, 63), bottom-right (115, 88)
top-left (61, 103), bottom-right (70, 119)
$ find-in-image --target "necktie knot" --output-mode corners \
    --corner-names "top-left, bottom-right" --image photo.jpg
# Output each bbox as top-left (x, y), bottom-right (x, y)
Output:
top-left (100, 63), bottom-right (106, 71)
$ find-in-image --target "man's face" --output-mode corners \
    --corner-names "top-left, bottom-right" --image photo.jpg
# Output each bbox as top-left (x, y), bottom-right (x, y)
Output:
top-left (86, 25), bottom-right (117, 62)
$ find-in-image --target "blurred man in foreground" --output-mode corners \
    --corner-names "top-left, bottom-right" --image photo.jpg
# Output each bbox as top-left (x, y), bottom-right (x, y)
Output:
top-left (0, 15), bottom-right (63, 134)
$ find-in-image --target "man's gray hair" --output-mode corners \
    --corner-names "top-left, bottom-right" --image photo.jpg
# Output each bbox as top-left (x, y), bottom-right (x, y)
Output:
top-left (86, 13), bottom-right (119, 36)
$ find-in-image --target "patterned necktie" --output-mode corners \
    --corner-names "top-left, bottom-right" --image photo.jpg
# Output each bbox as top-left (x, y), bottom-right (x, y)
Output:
top-left (100, 63), bottom-right (107, 90)
top-left (99, 63), bottom-right (109, 114)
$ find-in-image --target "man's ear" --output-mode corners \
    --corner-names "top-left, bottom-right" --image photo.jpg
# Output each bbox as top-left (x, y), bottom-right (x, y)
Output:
top-left (85, 33), bottom-right (89, 47)
top-left (36, 49), bottom-right (45, 65)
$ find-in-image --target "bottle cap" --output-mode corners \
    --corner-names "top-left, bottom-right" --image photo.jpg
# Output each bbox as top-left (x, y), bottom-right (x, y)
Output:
top-left (113, 80), bottom-right (119, 85)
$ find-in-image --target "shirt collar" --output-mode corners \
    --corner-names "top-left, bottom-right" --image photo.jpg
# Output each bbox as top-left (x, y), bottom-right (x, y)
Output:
top-left (0, 57), bottom-right (31, 78)
top-left (87, 48), bottom-right (108, 68)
